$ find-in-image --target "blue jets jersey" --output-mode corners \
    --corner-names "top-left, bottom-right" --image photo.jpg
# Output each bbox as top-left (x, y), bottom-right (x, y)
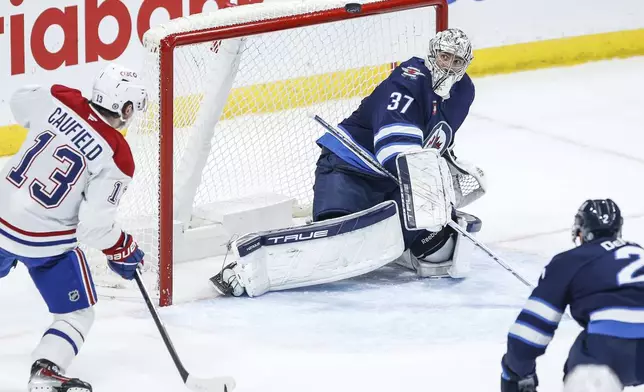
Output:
top-left (504, 238), bottom-right (644, 377)
top-left (316, 57), bottom-right (475, 176)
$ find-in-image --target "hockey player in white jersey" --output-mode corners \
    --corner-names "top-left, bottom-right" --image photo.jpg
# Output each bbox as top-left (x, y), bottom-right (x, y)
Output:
top-left (0, 63), bottom-right (148, 391)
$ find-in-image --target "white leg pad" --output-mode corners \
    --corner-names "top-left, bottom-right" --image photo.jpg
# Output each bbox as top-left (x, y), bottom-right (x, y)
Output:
top-left (32, 307), bottom-right (95, 372)
top-left (447, 216), bottom-right (476, 278)
top-left (564, 365), bottom-right (623, 392)
top-left (232, 201), bottom-right (405, 297)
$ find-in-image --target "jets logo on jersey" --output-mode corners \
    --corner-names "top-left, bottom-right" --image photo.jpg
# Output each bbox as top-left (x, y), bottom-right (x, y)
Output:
top-left (423, 121), bottom-right (453, 154)
top-left (401, 66), bottom-right (425, 80)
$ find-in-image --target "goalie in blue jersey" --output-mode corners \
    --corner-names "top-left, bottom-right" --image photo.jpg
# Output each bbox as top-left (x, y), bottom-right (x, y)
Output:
top-left (501, 199), bottom-right (644, 392)
top-left (310, 27), bottom-right (486, 279)
top-left (213, 28), bottom-right (488, 298)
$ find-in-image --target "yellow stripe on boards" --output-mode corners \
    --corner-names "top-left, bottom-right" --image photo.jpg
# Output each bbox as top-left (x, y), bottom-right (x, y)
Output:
top-left (1, 29), bottom-right (643, 156)
top-left (0, 125), bottom-right (29, 156)
top-left (138, 63), bottom-right (393, 130)
top-left (468, 29), bottom-right (644, 77)
top-left (221, 64), bottom-right (393, 120)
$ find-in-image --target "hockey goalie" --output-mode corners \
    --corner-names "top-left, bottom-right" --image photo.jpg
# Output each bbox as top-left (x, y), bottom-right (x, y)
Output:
top-left (212, 28), bottom-right (487, 297)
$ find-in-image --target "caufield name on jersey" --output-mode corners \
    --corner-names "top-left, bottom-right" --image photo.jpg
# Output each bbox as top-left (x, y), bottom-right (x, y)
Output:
top-left (47, 107), bottom-right (104, 161)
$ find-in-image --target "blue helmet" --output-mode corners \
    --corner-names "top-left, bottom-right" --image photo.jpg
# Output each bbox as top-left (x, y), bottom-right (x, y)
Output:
top-left (572, 199), bottom-right (623, 243)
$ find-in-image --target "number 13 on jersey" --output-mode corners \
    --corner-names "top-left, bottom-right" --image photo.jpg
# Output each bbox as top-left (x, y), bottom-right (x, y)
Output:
top-left (6, 131), bottom-right (86, 209)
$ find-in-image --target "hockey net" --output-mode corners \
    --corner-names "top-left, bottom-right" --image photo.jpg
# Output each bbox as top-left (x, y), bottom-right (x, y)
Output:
top-left (86, 0), bottom-right (448, 306)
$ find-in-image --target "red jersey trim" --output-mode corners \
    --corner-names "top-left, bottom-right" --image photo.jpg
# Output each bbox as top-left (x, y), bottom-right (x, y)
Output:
top-left (50, 85), bottom-right (135, 178)
top-left (0, 216), bottom-right (76, 237)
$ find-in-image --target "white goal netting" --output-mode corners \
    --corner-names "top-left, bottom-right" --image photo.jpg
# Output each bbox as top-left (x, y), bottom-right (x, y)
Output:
top-left (86, 0), bottom-right (442, 304)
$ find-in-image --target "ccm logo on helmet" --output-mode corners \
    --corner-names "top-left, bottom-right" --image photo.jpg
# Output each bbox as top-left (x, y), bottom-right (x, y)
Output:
top-left (266, 230), bottom-right (329, 245)
top-left (120, 71), bottom-right (138, 78)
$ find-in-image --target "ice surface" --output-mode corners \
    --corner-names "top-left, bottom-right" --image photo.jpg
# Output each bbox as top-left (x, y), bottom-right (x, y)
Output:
top-left (1, 57), bottom-right (644, 391)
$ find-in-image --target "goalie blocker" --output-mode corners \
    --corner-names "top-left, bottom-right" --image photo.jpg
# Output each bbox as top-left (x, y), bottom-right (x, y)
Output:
top-left (394, 148), bottom-right (483, 278)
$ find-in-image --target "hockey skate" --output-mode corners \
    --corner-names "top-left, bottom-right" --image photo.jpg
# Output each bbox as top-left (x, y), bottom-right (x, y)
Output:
top-left (210, 262), bottom-right (245, 297)
top-left (28, 359), bottom-right (92, 392)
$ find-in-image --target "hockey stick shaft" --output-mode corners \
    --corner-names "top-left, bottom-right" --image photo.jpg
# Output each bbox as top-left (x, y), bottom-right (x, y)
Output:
top-left (443, 224), bottom-right (533, 287)
top-left (310, 114), bottom-right (534, 288)
top-left (134, 269), bottom-right (190, 381)
top-left (135, 270), bottom-right (237, 391)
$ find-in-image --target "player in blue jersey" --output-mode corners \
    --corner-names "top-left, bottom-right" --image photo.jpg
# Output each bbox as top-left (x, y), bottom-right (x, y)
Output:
top-left (313, 27), bottom-right (486, 278)
top-left (212, 29), bottom-right (488, 298)
top-left (501, 199), bottom-right (644, 392)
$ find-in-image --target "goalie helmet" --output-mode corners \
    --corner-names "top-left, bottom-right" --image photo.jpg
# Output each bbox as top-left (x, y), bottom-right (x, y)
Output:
top-left (572, 199), bottom-right (623, 244)
top-left (426, 28), bottom-right (473, 99)
top-left (91, 63), bottom-right (148, 129)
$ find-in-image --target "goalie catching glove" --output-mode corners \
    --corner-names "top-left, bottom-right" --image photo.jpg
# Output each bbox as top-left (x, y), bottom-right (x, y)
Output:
top-left (444, 148), bottom-right (486, 208)
top-left (102, 232), bottom-right (144, 280)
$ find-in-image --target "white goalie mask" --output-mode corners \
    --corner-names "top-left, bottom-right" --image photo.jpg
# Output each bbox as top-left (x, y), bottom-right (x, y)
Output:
top-left (91, 63), bottom-right (148, 129)
top-left (426, 28), bottom-right (473, 99)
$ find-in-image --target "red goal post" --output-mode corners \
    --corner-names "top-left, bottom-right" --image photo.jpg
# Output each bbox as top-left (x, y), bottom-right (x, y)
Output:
top-left (131, 0), bottom-right (448, 306)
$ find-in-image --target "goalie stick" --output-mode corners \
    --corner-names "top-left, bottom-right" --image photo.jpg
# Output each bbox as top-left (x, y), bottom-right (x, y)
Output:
top-left (309, 113), bottom-right (534, 289)
top-left (134, 270), bottom-right (236, 391)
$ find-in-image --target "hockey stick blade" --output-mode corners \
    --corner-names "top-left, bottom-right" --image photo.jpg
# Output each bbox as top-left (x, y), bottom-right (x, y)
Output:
top-left (185, 375), bottom-right (236, 392)
top-left (446, 221), bottom-right (534, 288)
top-left (134, 270), bottom-right (237, 391)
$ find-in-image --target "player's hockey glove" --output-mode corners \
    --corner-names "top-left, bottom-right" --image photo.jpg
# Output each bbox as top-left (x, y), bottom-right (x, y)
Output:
top-left (102, 232), bottom-right (144, 280)
top-left (501, 355), bottom-right (538, 392)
